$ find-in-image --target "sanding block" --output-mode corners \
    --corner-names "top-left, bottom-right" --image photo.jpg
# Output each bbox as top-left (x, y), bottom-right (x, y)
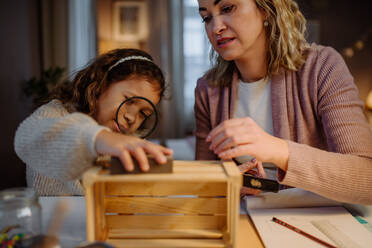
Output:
top-left (96, 155), bottom-right (173, 174)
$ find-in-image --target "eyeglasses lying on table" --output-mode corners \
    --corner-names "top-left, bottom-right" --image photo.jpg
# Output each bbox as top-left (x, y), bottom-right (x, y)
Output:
top-left (232, 158), bottom-right (290, 193)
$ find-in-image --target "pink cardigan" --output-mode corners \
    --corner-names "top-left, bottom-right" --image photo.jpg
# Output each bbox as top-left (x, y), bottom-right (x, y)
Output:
top-left (194, 45), bottom-right (372, 204)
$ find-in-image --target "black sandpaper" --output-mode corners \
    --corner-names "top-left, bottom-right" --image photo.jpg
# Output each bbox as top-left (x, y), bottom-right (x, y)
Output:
top-left (108, 155), bottom-right (173, 174)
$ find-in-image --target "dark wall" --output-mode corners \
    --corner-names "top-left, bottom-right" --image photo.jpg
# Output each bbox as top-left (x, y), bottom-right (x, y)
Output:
top-left (0, 0), bottom-right (370, 190)
top-left (0, 0), bottom-right (40, 189)
top-left (297, 0), bottom-right (372, 101)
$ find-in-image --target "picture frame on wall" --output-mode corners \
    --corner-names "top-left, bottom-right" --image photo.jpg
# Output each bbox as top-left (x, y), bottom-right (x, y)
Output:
top-left (112, 1), bottom-right (148, 42)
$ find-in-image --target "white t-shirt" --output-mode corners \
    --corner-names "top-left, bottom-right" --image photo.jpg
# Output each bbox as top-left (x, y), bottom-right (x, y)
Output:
top-left (233, 77), bottom-right (273, 164)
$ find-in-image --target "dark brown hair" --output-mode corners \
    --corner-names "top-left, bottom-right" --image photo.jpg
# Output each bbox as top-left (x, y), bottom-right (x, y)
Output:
top-left (50, 48), bottom-right (166, 117)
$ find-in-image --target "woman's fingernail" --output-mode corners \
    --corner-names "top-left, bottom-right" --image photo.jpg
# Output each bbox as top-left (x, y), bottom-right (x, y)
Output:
top-left (250, 157), bottom-right (257, 163)
top-left (206, 135), bottom-right (211, 141)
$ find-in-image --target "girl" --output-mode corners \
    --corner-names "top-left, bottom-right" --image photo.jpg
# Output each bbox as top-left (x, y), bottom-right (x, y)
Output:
top-left (14, 48), bottom-right (173, 196)
top-left (195, 0), bottom-right (372, 204)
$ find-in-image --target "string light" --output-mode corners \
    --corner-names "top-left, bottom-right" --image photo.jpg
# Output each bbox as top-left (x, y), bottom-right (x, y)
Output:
top-left (342, 27), bottom-right (372, 58)
top-left (366, 91), bottom-right (372, 110)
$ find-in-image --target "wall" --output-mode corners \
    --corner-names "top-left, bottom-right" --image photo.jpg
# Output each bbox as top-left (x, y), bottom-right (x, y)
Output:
top-left (97, 0), bottom-right (148, 53)
top-left (297, 0), bottom-right (372, 103)
top-left (0, 0), bottom-right (41, 189)
top-left (41, 0), bottom-right (69, 71)
top-left (96, 0), bottom-right (184, 139)
top-left (0, 1), bottom-right (370, 190)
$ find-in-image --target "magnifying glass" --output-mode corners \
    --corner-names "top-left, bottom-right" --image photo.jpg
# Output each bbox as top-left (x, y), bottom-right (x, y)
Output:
top-left (114, 96), bottom-right (158, 139)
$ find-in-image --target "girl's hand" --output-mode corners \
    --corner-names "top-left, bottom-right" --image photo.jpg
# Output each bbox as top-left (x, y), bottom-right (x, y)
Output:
top-left (206, 117), bottom-right (289, 171)
top-left (238, 158), bottom-right (267, 196)
top-left (95, 130), bottom-right (173, 172)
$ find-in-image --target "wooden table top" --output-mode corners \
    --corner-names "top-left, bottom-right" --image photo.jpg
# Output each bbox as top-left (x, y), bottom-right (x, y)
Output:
top-left (238, 214), bottom-right (265, 248)
top-left (40, 197), bottom-right (265, 247)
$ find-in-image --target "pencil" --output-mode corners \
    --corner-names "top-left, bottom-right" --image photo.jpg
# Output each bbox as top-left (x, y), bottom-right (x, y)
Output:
top-left (272, 217), bottom-right (337, 248)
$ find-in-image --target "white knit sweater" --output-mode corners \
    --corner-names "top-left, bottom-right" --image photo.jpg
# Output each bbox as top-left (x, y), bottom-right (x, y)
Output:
top-left (14, 100), bottom-right (109, 196)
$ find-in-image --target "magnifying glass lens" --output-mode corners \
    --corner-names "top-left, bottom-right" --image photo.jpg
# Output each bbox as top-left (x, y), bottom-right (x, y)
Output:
top-left (115, 96), bottom-right (158, 138)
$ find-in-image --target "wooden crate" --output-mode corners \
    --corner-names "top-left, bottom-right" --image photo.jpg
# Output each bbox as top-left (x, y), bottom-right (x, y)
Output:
top-left (82, 160), bottom-right (242, 248)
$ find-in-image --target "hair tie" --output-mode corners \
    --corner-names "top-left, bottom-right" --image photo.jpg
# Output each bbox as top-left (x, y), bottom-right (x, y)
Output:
top-left (108, 56), bottom-right (153, 72)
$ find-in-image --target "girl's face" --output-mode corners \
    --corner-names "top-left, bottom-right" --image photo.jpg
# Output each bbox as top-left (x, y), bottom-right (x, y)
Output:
top-left (198, 0), bottom-right (267, 62)
top-left (95, 77), bottom-right (160, 134)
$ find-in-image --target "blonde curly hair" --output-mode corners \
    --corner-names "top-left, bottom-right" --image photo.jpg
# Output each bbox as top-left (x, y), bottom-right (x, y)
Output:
top-left (205, 0), bottom-right (309, 86)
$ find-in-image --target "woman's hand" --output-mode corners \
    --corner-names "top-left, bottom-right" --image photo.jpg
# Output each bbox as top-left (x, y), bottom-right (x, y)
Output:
top-left (95, 130), bottom-right (173, 172)
top-left (238, 158), bottom-right (267, 196)
top-left (206, 117), bottom-right (289, 171)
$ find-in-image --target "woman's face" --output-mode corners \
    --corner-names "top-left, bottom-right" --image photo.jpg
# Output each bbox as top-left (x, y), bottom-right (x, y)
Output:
top-left (198, 0), bottom-right (267, 61)
top-left (95, 77), bottom-right (160, 135)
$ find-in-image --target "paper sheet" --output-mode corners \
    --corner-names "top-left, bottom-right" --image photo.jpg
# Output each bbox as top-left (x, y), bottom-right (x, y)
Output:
top-left (245, 189), bottom-right (372, 248)
top-left (248, 207), bottom-right (372, 248)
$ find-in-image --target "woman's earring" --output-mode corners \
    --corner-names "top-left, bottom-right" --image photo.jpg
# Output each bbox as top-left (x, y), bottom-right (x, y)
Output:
top-left (264, 20), bottom-right (269, 27)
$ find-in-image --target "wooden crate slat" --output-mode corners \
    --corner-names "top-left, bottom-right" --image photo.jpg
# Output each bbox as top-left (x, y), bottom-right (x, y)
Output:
top-left (104, 197), bottom-right (227, 215)
top-left (229, 180), bottom-right (240, 247)
top-left (106, 215), bottom-right (226, 230)
top-left (85, 182), bottom-right (95, 241)
top-left (221, 161), bottom-right (241, 179)
top-left (173, 161), bottom-right (224, 173)
top-left (106, 238), bottom-right (226, 248)
top-left (95, 173), bottom-right (227, 182)
top-left (105, 182), bottom-right (227, 196)
top-left (174, 160), bottom-right (222, 166)
top-left (108, 228), bottom-right (223, 239)
top-left (94, 182), bottom-right (105, 240)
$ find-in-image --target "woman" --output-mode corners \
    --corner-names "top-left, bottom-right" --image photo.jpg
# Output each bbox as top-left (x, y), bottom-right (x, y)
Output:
top-left (195, 0), bottom-right (372, 204)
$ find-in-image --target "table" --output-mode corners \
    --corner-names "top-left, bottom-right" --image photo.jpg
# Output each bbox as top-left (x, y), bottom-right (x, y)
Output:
top-left (40, 197), bottom-right (264, 248)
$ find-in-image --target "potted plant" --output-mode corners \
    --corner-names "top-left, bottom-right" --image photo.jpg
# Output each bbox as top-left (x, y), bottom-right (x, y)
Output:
top-left (23, 67), bottom-right (68, 108)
